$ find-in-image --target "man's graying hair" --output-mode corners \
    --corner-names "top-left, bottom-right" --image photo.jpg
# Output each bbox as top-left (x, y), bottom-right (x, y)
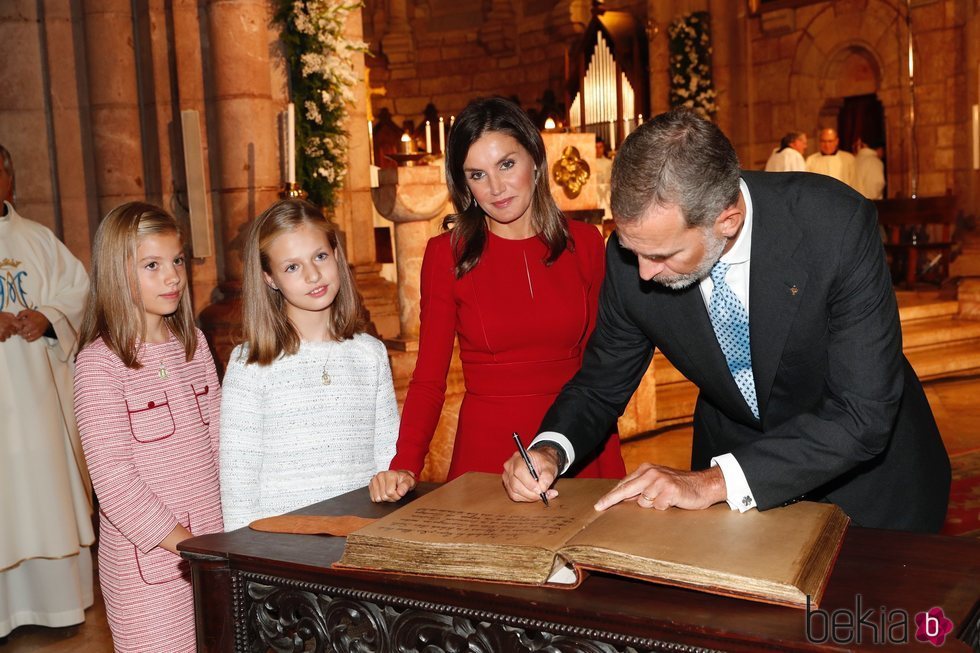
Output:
top-left (611, 109), bottom-right (740, 228)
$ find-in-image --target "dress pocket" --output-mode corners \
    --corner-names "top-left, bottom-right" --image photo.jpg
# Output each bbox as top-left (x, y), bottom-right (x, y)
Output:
top-left (135, 512), bottom-right (191, 585)
top-left (126, 391), bottom-right (176, 442)
top-left (191, 383), bottom-right (211, 425)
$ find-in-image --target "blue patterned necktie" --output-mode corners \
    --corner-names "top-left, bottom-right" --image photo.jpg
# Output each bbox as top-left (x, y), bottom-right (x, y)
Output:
top-left (708, 261), bottom-right (759, 419)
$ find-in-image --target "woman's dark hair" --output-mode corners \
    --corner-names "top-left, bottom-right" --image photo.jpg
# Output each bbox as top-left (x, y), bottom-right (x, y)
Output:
top-left (443, 96), bottom-right (569, 278)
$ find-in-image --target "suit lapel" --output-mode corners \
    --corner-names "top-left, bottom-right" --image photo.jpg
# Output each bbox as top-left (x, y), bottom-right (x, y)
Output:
top-left (743, 172), bottom-right (807, 419)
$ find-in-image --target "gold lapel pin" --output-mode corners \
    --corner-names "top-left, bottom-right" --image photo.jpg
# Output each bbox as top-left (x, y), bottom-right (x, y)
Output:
top-left (790, 285), bottom-right (799, 296)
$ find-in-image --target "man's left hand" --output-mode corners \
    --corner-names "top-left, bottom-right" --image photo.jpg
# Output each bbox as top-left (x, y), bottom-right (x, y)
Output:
top-left (594, 463), bottom-right (727, 512)
top-left (16, 309), bottom-right (50, 342)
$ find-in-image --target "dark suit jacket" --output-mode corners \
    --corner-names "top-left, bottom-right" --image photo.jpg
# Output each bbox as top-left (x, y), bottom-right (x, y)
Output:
top-left (542, 170), bottom-right (950, 532)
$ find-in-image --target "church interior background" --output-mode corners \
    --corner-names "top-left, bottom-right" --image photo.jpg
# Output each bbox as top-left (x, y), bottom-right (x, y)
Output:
top-left (2, 0), bottom-right (980, 507)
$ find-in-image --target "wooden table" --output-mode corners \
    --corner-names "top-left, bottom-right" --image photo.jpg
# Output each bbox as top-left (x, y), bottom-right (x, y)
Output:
top-left (180, 485), bottom-right (980, 652)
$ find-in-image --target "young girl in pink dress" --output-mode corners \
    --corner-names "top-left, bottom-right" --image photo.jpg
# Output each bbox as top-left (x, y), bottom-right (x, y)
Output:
top-left (74, 202), bottom-right (222, 653)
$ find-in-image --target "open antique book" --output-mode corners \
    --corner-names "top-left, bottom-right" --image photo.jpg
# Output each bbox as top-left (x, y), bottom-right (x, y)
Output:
top-left (336, 472), bottom-right (849, 608)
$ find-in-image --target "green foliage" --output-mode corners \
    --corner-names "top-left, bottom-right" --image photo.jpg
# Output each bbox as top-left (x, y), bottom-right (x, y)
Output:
top-left (274, 0), bottom-right (366, 208)
top-left (668, 12), bottom-right (718, 119)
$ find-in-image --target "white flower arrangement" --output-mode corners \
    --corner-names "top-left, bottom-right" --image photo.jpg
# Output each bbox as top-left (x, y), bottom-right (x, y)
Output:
top-left (278, 0), bottom-right (366, 208)
top-left (668, 12), bottom-right (718, 119)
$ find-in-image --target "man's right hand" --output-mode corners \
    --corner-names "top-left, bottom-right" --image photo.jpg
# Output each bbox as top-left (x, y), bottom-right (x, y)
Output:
top-left (369, 470), bottom-right (417, 503)
top-left (502, 445), bottom-right (560, 503)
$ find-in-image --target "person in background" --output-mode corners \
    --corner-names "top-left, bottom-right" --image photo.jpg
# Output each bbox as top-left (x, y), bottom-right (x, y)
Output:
top-left (806, 127), bottom-right (856, 187)
top-left (852, 137), bottom-right (886, 200)
top-left (594, 136), bottom-right (614, 220)
top-left (74, 202), bottom-right (223, 652)
top-left (763, 131), bottom-right (807, 172)
top-left (220, 198), bottom-right (398, 530)
top-left (370, 96), bottom-right (624, 503)
top-left (0, 144), bottom-right (94, 639)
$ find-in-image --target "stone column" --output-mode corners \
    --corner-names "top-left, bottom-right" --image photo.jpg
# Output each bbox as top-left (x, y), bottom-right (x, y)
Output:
top-left (647, 0), bottom-right (673, 115)
top-left (81, 0), bottom-right (146, 217)
top-left (333, 4), bottom-right (399, 340)
top-left (371, 166), bottom-right (449, 343)
top-left (708, 0), bottom-right (742, 141)
top-left (39, 0), bottom-right (99, 264)
top-left (171, 0), bottom-right (219, 316)
top-left (198, 0), bottom-right (280, 365)
top-left (381, 0), bottom-right (415, 73)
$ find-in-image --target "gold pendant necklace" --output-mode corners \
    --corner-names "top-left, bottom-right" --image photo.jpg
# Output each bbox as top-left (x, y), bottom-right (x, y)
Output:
top-left (158, 359), bottom-right (168, 379)
top-left (321, 343), bottom-right (333, 386)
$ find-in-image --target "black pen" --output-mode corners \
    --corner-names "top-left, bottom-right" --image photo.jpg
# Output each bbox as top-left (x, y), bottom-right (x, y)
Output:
top-left (513, 432), bottom-right (549, 507)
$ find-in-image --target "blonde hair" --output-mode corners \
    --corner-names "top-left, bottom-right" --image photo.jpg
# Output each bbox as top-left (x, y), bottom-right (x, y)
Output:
top-left (78, 202), bottom-right (197, 367)
top-left (241, 198), bottom-right (366, 365)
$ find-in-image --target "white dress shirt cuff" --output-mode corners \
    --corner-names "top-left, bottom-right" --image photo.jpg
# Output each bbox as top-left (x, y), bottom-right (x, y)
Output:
top-left (711, 453), bottom-right (757, 512)
top-left (530, 432), bottom-right (575, 475)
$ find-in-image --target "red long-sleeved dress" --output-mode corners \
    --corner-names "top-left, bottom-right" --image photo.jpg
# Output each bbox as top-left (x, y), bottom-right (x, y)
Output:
top-left (390, 219), bottom-right (625, 479)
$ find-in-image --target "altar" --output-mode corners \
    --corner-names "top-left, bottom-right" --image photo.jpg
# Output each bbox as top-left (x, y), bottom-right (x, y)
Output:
top-left (179, 484), bottom-right (980, 652)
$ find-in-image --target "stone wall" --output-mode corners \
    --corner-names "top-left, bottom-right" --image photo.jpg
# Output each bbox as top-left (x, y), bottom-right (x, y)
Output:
top-left (741, 0), bottom-right (976, 204)
top-left (0, 1), bottom-right (98, 265)
top-left (363, 0), bottom-right (646, 128)
top-left (0, 1), bottom-right (398, 331)
top-left (363, 0), bottom-right (977, 210)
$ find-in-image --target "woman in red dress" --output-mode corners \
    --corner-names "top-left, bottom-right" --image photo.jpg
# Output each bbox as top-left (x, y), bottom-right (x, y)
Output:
top-left (370, 97), bottom-right (624, 501)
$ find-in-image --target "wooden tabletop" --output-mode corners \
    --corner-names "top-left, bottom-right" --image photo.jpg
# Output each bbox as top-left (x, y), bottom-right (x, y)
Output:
top-left (180, 484), bottom-right (980, 652)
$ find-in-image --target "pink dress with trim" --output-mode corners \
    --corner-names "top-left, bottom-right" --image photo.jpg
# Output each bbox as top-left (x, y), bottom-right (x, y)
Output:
top-left (75, 330), bottom-right (222, 653)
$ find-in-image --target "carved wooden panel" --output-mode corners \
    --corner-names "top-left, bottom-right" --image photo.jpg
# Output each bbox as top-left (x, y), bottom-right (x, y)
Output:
top-left (232, 571), bottom-right (724, 653)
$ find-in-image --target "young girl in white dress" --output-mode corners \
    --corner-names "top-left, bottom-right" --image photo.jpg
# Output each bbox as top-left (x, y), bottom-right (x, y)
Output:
top-left (220, 198), bottom-right (399, 531)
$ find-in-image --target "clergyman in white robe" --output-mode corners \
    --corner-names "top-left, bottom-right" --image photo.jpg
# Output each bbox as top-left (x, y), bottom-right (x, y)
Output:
top-left (764, 147), bottom-right (806, 172)
top-left (0, 200), bottom-right (94, 637)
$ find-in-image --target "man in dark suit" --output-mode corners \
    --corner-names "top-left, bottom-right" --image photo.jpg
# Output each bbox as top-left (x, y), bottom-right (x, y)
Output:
top-left (503, 110), bottom-right (950, 532)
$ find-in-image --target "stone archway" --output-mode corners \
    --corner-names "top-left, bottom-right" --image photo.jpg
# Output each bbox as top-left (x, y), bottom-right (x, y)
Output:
top-left (819, 45), bottom-right (885, 165)
top-left (788, 0), bottom-right (911, 196)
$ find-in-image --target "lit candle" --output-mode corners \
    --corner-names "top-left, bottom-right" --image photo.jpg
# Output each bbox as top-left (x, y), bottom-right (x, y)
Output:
top-left (400, 133), bottom-right (412, 154)
top-left (280, 114), bottom-right (288, 182)
top-left (609, 119), bottom-right (616, 149)
top-left (425, 120), bottom-right (432, 153)
top-left (287, 102), bottom-right (296, 184)
top-left (438, 116), bottom-right (445, 154)
top-left (450, 115), bottom-right (455, 129)
top-left (367, 120), bottom-right (374, 166)
top-left (637, 113), bottom-right (643, 125)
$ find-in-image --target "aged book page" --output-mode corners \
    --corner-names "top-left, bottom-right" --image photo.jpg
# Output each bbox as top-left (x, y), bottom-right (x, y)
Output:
top-left (340, 474), bottom-right (617, 583)
top-left (338, 472), bottom-right (848, 607)
top-left (558, 501), bottom-right (849, 606)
